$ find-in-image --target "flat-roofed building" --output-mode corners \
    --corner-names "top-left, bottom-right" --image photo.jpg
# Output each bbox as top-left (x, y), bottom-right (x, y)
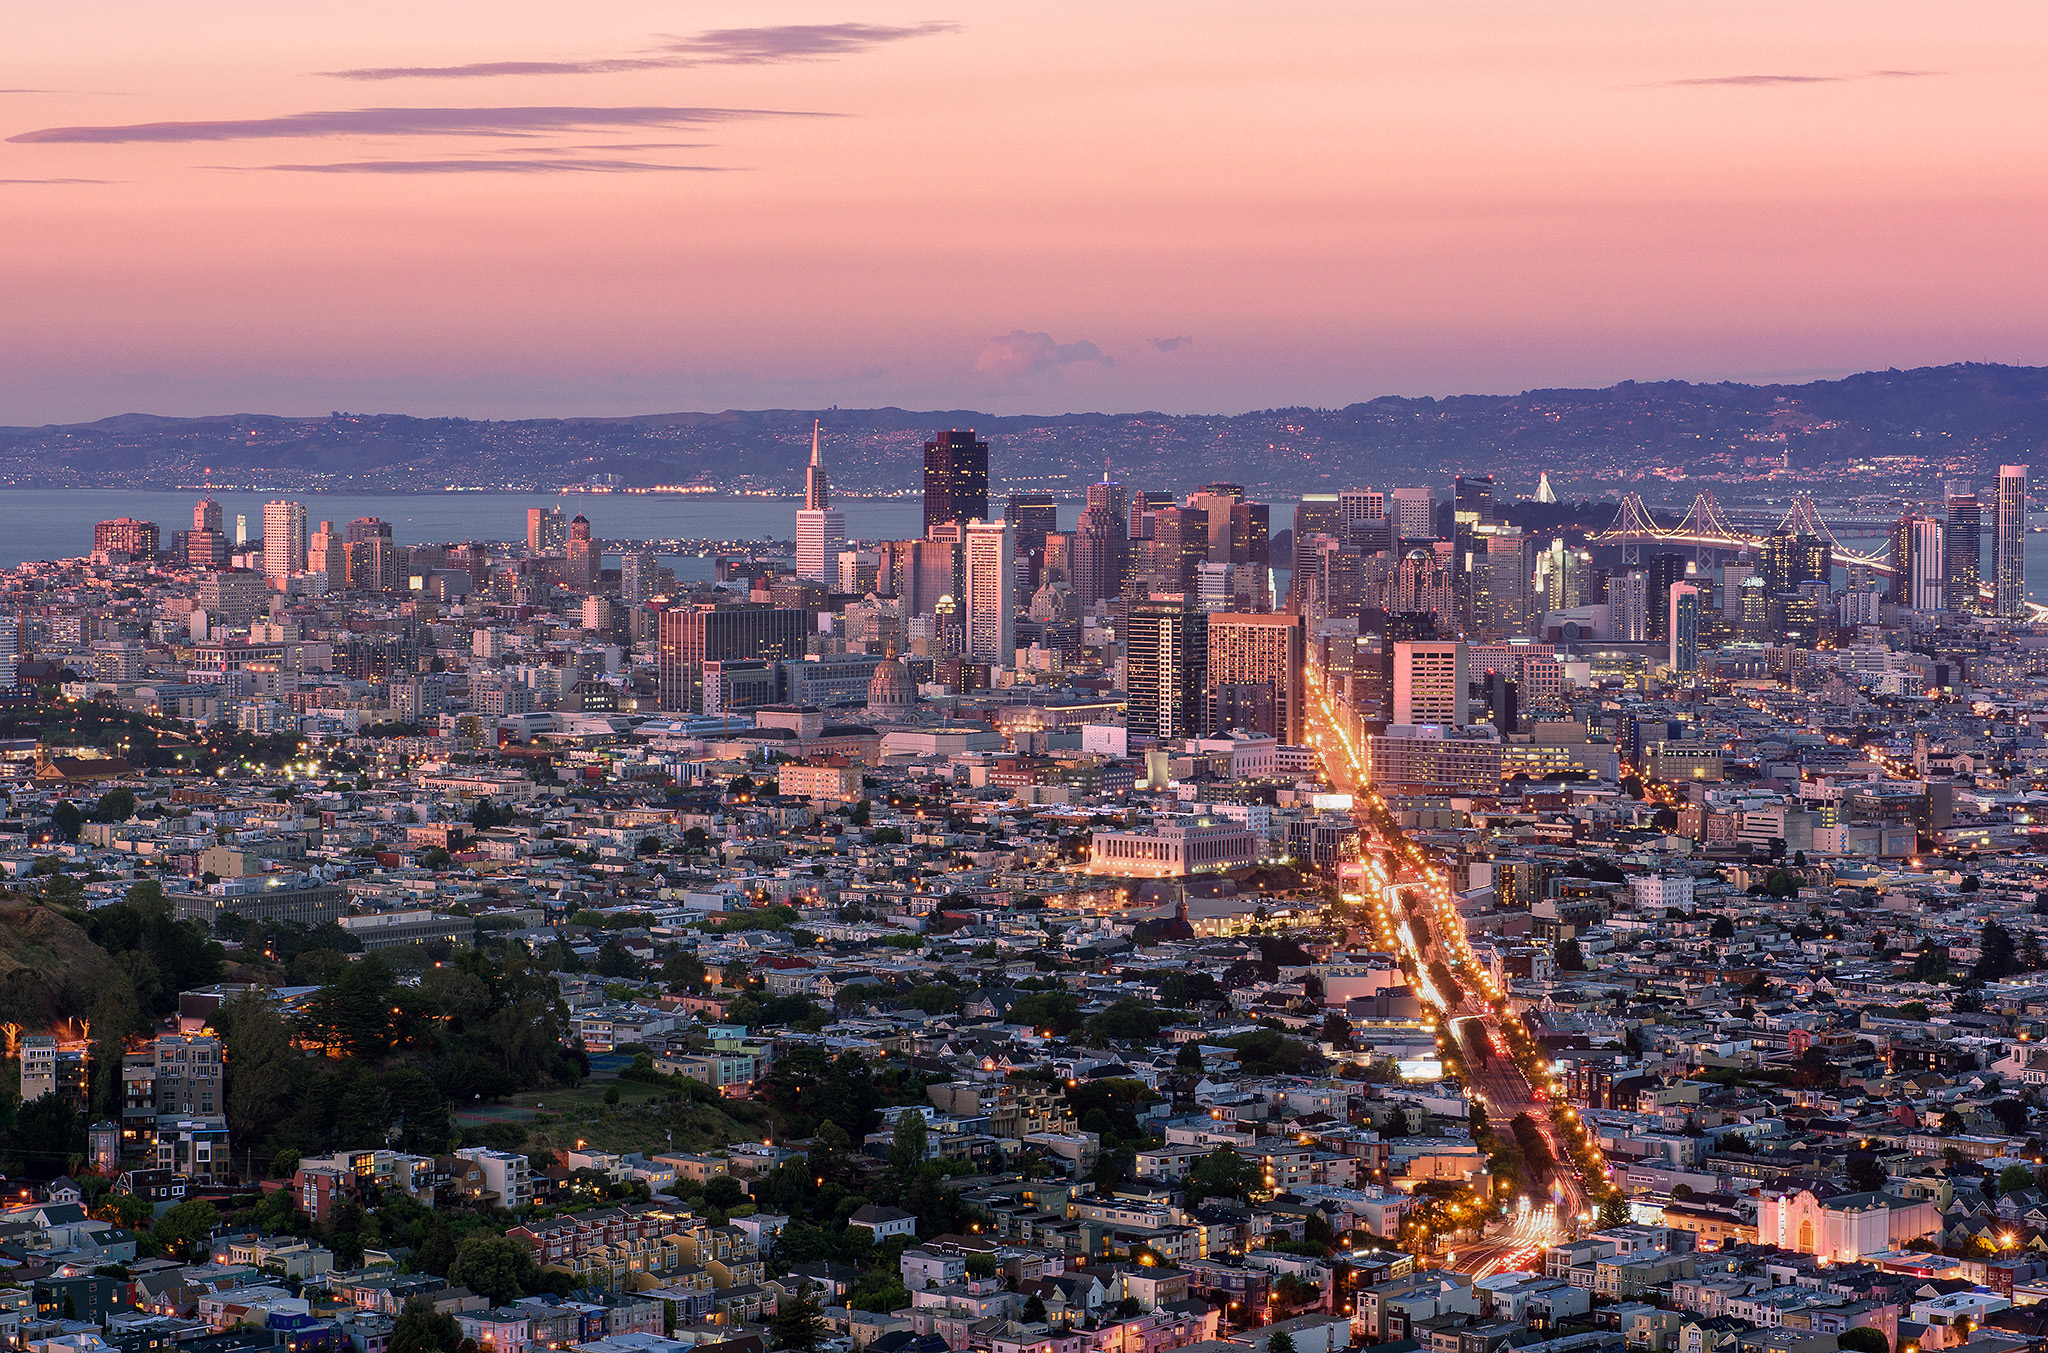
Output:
top-left (1367, 723), bottom-right (1502, 793)
top-left (335, 910), bottom-right (477, 951)
top-left (1087, 819), bottom-right (1259, 877)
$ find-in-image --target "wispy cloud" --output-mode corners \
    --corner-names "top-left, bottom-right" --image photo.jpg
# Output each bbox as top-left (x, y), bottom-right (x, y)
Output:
top-left (326, 58), bottom-right (675, 82)
top-left (7, 105), bottom-right (816, 144)
top-left (248, 157), bottom-right (727, 174)
top-left (975, 331), bottom-right (1115, 381)
top-left (662, 22), bottom-right (959, 65)
top-left (1150, 335), bottom-right (1193, 353)
top-left (0, 176), bottom-right (112, 184)
top-left (325, 22), bottom-right (959, 81)
top-left (1655, 68), bottom-right (1941, 88)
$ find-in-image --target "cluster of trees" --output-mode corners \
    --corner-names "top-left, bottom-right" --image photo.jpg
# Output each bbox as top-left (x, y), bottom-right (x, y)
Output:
top-left (216, 947), bottom-right (584, 1161)
top-left (758, 1112), bottom-right (985, 1317)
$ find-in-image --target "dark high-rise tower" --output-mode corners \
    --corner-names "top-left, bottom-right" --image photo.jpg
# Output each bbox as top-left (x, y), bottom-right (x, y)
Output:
top-left (1644, 553), bottom-right (1687, 641)
top-left (923, 430), bottom-right (989, 538)
top-left (1454, 474), bottom-right (1495, 524)
top-left (1004, 493), bottom-right (1058, 557)
top-left (1943, 484), bottom-right (1982, 614)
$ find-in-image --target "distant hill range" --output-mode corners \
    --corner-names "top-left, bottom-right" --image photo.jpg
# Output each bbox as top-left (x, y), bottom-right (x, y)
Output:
top-left (4, 362), bottom-right (2043, 498)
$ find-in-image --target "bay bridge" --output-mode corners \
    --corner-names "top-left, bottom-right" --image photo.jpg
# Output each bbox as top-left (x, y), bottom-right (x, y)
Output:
top-left (1585, 488), bottom-right (2046, 616)
top-left (1587, 490), bottom-right (1895, 573)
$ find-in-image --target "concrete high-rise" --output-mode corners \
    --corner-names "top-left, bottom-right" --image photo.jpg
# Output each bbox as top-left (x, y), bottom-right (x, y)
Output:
top-left (1288, 496), bottom-right (1344, 610)
top-left (1476, 530), bottom-right (1534, 639)
top-left (1186, 485), bottom-right (1245, 565)
top-left (1143, 504), bottom-right (1207, 595)
top-left (0, 613), bottom-right (18, 691)
top-left (1607, 571), bottom-right (1648, 642)
top-left (1071, 472), bottom-right (1129, 608)
top-left (262, 500), bottom-right (307, 578)
top-left (1205, 612), bottom-right (1305, 743)
top-left (308, 521), bottom-right (341, 581)
top-left (565, 514), bottom-right (597, 593)
top-left (1996, 464), bottom-right (2029, 618)
top-left (962, 519), bottom-right (1016, 667)
top-left (1392, 640), bottom-right (1468, 726)
top-left (1909, 517), bottom-right (1945, 612)
top-left (1125, 598), bottom-right (1208, 742)
top-left (795, 422), bottom-right (847, 585)
top-left (194, 498), bottom-right (222, 533)
top-left (923, 430), bottom-right (989, 537)
top-left (1338, 489), bottom-right (1384, 534)
top-left (94, 518), bottom-right (160, 558)
top-left (1388, 488), bottom-right (1435, 542)
top-left (343, 516), bottom-right (396, 593)
top-left (621, 551), bottom-right (658, 605)
top-left (1943, 484), bottom-right (1982, 614)
top-left (527, 506), bottom-right (566, 555)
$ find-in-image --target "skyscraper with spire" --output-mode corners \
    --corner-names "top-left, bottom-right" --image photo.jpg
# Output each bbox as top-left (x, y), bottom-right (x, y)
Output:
top-left (795, 420), bottom-right (846, 585)
top-left (804, 419), bottom-right (831, 511)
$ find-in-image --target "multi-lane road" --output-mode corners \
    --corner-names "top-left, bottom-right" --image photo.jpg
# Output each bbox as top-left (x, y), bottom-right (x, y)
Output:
top-left (1305, 666), bottom-right (1597, 1272)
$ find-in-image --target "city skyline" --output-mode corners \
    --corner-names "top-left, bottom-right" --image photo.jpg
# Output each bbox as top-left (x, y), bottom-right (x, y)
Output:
top-left (7, 3), bottom-right (2048, 423)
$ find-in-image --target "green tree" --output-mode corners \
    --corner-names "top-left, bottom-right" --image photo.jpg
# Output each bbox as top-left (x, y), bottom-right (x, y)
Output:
top-left (904, 984), bottom-right (963, 1015)
top-left (1555, 938), bottom-right (1585, 972)
top-left (1007, 989), bottom-right (1083, 1036)
top-left (1, 1096), bottom-right (85, 1177)
top-left (1185, 1146), bottom-right (1261, 1206)
top-left (300, 953), bottom-right (405, 1057)
top-left (1267, 1332), bottom-right (1297, 1353)
top-left (1977, 921), bottom-right (2020, 981)
top-left (1087, 998), bottom-right (1162, 1043)
top-left (772, 1283), bottom-right (825, 1353)
top-left (2000, 1163), bottom-right (2038, 1196)
top-left (594, 941), bottom-right (640, 979)
top-left (449, 1235), bottom-right (539, 1306)
top-left (1221, 1028), bottom-right (1320, 1076)
top-left (93, 788), bottom-right (137, 823)
top-left (1845, 1155), bottom-right (1887, 1193)
top-left (154, 1198), bottom-right (222, 1260)
top-left (217, 993), bottom-right (301, 1155)
top-left (1597, 1194), bottom-right (1631, 1228)
top-left (50, 799), bottom-right (83, 842)
top-left (888, 1110), bottom-right (930, 1176)
top-left (390, 1297), bottom-right (463, 1353)
top-left (1837, 1328), bottom-right (1888, 1353)
top-left (1911, 945), bottom-right (1951, 983)
top-left (703, 1175), bottom-right (748, 1210)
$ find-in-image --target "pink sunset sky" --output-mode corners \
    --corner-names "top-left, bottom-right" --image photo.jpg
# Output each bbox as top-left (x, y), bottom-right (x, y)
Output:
top-left (3, 1), bottom-right (2045, 423)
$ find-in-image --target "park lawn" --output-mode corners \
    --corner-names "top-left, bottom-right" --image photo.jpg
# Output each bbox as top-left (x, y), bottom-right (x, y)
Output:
top-left (496, 1065), bottom-right (781, 1160)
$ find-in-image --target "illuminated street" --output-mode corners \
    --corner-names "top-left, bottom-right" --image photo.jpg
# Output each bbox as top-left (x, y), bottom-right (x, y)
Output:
top-left (1306, 664), bottom-right (1603, 1272)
